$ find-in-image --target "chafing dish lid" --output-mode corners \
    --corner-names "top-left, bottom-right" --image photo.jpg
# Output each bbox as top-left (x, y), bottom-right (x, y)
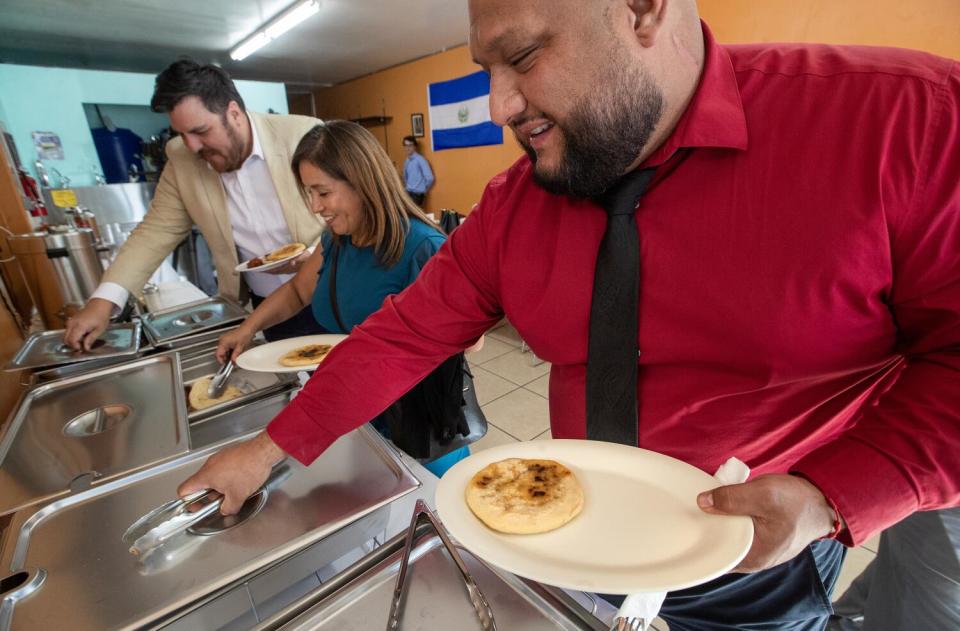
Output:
top-left (4, 321), bottom-right (142, 372)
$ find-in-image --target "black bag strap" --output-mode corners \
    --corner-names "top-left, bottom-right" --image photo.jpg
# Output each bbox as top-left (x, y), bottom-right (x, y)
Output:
top-left (327, 240), bottom-right (348, 333)
top-left (439, 209), bottom-right (461, 235)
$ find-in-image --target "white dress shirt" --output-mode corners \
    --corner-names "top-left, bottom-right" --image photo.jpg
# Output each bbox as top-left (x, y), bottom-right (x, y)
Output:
top-left (92, 114), bottom-right (297, 308)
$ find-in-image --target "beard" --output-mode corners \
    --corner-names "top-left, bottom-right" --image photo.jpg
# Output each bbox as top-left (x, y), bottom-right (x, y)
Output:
top-left (518, 65), bottom-right (664, 199)
top-left (201, 114), bottom-right (247, 172)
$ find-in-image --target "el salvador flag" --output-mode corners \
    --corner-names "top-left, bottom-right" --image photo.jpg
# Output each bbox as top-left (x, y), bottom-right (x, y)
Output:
top-left (428, 70), bottom-right (503, 151)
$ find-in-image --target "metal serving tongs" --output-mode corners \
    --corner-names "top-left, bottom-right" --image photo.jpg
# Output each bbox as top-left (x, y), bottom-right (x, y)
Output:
top-left (123, 459), bottom-right (289, 557)
top-left (207, 359), bottom-right (236, 399)
top-left (124, 488), bottom-right (224, 556)
top-left (387, 499), bottom-right (497, 631)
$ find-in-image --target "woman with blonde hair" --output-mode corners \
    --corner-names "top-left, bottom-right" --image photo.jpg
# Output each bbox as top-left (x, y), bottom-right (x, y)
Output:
top-left (217, 120), bottom-right (469, 474)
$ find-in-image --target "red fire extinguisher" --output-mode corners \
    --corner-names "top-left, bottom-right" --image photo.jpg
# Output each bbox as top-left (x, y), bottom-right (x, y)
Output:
top-left (17, 167), bottom-right (48, 219)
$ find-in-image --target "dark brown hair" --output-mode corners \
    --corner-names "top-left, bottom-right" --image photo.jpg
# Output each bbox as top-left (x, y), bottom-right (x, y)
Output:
top-left (151, 59), bottom-right (245, 115)
top-left (292, 121), bottom-right (441, 267)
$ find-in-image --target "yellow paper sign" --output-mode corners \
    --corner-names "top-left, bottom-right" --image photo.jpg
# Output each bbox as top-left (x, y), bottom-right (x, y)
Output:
top-left (50, 189), bottom-right (79, 208)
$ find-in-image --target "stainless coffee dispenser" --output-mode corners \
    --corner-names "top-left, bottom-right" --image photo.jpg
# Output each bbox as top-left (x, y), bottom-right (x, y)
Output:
top-left (7, 228), bottom-right (103, 327)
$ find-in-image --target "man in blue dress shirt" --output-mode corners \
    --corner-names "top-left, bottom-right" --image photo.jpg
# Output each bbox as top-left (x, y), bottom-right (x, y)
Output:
top-left (402, 135), bottom-right (435, 206)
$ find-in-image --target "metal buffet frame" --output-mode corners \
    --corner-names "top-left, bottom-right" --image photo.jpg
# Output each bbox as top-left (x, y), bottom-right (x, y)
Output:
top-left (255, 504), bottom-right (607, 631)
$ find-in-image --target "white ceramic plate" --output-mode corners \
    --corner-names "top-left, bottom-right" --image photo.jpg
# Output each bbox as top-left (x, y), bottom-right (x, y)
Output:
top-left (235, 245), bottom-right (316, 273)
top-left (235, 334), bottom-right (347, 373)
top-left (435, 440), bottom-right (754, 595)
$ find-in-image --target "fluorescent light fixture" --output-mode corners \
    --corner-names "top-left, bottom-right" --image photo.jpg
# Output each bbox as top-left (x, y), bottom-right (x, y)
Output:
top-left (230, 32), bottom-right (269, 61)
top-left (230, 0), bottom-right (320, 62)
top-left (266, 0), bottom-right (320, 39)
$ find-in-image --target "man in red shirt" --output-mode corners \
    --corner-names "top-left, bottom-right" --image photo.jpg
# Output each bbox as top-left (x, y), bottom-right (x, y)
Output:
top-left (182, 0), bottom-right (959, 627)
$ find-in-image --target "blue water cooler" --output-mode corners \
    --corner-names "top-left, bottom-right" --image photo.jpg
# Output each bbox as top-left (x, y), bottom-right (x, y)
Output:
top-left (91, 127), bottom-right (145, 184)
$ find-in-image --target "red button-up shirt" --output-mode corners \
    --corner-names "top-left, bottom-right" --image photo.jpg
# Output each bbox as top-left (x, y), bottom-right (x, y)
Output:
top-left (269, 25), bottom-right (960, 546)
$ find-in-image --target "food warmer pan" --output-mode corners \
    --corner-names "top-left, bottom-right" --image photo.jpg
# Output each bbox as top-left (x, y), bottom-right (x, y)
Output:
top-left (141, 297), bottom-right (247, 347)
top-left (0, 354), bottom-right (188, 517)
top-left (0, 425), bottom-right (420, 631)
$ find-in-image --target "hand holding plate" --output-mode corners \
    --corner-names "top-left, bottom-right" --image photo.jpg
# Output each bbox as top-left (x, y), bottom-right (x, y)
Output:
top-left (696, 473), bottom-right (837, 573)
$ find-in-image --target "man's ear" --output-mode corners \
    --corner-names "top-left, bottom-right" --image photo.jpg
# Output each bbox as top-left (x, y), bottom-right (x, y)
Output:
top-left (626, 0), bottom-right (668, 48)
top-left (226, 100), bottom-right (244, 124)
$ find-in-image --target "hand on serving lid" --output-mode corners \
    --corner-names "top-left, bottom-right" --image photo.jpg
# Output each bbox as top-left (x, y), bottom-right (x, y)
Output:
top-left (178, 431), bottom-right (285, 515)
top-left (697, 473), bottom-right (839, 573)
top-left (63, 297), bottom-right (114, 350)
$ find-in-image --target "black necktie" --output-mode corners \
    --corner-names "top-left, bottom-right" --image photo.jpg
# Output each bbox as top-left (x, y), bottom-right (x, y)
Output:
top-left (586, 168), bottom-right (656, 445)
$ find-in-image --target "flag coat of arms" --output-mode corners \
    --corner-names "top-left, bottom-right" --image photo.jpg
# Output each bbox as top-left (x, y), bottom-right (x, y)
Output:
top-left (428, 70), bottom-right (503, 151)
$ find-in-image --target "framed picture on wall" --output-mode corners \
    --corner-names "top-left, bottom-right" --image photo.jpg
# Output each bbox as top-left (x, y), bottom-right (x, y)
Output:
top-left (411, 113), bottom-right (424, 137)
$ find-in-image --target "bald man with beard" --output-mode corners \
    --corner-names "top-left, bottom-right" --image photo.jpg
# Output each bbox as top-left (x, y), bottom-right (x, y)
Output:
top-left (179, 3), bottom-right (960, 628)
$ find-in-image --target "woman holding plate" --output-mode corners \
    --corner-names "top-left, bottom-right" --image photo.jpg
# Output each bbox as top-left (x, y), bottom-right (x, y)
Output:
top-left (216, 120), bottom-right (470, 475)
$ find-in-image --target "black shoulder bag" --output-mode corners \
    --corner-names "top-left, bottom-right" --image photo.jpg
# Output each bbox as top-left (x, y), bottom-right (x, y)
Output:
top-left (326, 240), bottom-right (486, 461)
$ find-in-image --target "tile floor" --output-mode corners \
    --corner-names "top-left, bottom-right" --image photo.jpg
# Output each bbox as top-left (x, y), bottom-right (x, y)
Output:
top-left (468, 320), bottom-right (881, 630)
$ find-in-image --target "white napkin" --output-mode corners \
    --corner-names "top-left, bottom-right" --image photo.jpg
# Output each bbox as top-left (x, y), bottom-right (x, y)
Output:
top-left (612, 457), bottom-right (751, 629)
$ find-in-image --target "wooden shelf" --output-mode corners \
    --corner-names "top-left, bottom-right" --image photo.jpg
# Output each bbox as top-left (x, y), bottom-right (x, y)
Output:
top-left (350, 116), bottom-right (392, 127)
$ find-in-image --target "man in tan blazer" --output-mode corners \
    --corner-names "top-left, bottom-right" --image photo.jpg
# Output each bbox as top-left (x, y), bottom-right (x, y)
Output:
top-left (65, 60), bottom-right (324, 349)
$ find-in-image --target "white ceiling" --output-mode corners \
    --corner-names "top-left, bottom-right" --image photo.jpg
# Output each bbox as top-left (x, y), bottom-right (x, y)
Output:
top-left (0, 0), bottom-right (471, 90)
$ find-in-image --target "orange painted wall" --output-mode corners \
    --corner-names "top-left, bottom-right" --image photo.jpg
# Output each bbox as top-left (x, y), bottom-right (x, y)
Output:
top-left (313, 46), bottom-right (521, 216)
top-left (313, 1), bottom-right (959, 216)
top-left (698, 0), bottom-right (960, 59)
